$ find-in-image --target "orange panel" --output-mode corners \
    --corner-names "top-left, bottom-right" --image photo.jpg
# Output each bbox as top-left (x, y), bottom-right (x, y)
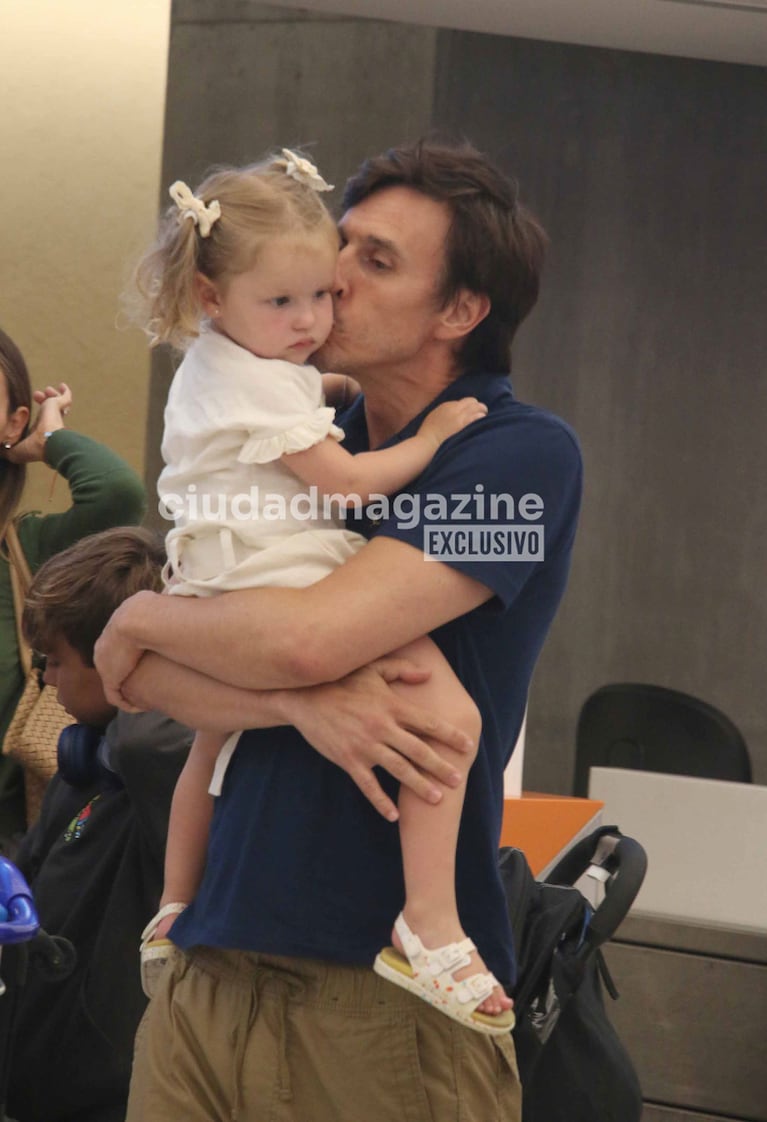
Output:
top-left (500, 793), bottom-right (604, 876)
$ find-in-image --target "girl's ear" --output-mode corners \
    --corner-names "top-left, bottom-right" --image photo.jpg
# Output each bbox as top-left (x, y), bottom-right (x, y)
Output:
top-left (4, 405), bottom-right (30, 444)
top-left (435, 289), bottom-right (491, 342)
top-left (194, 272), bottom-right (222, 318)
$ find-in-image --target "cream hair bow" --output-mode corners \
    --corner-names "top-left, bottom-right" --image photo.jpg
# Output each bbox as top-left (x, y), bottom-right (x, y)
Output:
top-left (279, 149), bottom-right (334, 192)
top-left (169, 181), bottom-right (222, 237)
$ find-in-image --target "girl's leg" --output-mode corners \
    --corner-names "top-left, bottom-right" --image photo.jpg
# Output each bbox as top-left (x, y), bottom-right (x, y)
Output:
top-left (388, 635), bottom-right (512, 1016)
top-left (153, 730), bottom-right (223, 937)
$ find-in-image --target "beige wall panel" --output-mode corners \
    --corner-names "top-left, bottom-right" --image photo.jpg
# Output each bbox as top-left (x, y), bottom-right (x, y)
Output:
top-left (0, 0), bottom-right (171, 512)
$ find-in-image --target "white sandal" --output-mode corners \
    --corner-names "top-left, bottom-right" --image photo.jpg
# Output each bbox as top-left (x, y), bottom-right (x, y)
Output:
top-left (373, 913), bottom-right (515, 1036)
top-left (139, 902), bottom-right (187, 999)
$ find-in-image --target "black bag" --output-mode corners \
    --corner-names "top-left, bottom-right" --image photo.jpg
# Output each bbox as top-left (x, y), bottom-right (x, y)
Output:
top-left (501, 826), bottom-right (647, 1122)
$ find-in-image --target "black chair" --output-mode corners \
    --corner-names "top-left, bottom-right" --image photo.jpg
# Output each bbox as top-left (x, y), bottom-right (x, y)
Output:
top-left (573, 683), bottom-right (752, 797)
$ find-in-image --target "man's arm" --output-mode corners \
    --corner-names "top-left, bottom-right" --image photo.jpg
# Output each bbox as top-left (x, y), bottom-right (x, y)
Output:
top-left (95, 535), bottom-right (493, 698)
top-left (125, 651), bottom-right (472, 821)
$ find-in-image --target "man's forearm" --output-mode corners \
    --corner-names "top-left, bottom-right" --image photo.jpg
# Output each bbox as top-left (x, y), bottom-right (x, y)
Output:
top-left (99, 537), bottom-right (493, 699)
top-left (126, 651), bottom-right (295, 732)
top-left (108, 587), bottom-right (314, 691)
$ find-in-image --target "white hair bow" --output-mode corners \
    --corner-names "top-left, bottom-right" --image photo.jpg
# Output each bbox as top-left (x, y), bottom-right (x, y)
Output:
top-left (169, 180), bottom-right (222, 237)
top-left (279, 149), bottom-right (334, 192)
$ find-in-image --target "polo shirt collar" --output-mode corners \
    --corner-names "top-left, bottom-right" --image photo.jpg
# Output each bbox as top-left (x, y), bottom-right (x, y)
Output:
top-left (341, 369), bottom-right (512, 451)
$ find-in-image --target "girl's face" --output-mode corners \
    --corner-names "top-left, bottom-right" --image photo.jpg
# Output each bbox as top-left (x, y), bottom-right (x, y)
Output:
top-left (202, 235), bottom-right (337, 366)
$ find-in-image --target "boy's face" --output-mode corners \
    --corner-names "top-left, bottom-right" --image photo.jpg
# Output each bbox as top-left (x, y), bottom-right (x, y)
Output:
top-left (42, 637), bottom-right (117, 727)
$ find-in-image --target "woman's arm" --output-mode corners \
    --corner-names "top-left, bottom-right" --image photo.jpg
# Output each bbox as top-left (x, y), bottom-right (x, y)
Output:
top-left (11, 389), bottom-right (145, 567)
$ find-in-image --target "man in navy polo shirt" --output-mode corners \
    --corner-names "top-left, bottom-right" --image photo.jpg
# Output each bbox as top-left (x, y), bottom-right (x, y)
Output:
top-left (96, 140), bottom-right (582, 1122)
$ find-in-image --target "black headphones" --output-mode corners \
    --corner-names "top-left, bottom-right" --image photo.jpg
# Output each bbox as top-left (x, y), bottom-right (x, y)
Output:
top-left (57, 724), bottom-right (111, 789)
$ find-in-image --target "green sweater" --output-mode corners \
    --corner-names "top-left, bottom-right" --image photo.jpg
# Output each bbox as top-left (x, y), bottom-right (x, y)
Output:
top-left (0, 430), bottom-right (146, 746)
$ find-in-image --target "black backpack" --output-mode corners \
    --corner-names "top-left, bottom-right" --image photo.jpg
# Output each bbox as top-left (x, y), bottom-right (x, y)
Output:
top-left (501, 826), bottom-right (647, 1122)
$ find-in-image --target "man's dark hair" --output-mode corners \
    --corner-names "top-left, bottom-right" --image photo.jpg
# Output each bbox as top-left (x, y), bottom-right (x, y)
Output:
top-left (23, 526), bottom-right (166, 666)
top-left (343, 139), bottom-right (548, 374)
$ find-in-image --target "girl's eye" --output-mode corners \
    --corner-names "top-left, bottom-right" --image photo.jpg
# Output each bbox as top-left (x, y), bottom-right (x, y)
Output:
top-left (272, 296), bottom-right (290, 307)
top-left (315, 290), bottom-right (330, 301)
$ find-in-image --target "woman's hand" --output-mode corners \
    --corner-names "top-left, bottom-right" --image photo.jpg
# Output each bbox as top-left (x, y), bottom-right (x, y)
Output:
top-left (3, 383), bottom-right (72, 464)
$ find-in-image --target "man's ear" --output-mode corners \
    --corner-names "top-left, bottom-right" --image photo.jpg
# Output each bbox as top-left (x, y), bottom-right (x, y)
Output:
top-left (194, 272), bottom-right (222, 318)
top-left (435, 289), bottom-right (491, 342)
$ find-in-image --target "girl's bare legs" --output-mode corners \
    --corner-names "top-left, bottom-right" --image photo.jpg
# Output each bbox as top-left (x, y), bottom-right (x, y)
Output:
top-left (389, 635), bottom-right (513, 1017)
top-left (152, 731), bottom-right (223, 938)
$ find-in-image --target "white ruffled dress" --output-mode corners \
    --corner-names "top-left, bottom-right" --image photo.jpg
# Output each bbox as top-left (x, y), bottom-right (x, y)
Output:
top-left (158, 329), bottom-right (365, 598)
top-left (159, 330), bottom-right (366, 794)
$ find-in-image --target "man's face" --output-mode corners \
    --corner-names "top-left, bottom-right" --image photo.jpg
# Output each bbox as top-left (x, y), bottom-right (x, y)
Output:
top-left (43, 637), bottom-right (116, 727)
top-left (315, 186), bottom-right (452, 380)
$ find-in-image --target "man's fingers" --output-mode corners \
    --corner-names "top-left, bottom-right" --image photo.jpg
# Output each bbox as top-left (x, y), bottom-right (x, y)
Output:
top-left (378, 747), bottom-right (446, 802)
top-left (372, 656), bottom-right (431, 686)
top-left (394, 702), bottom-right (474, 755)
top-left (102, 681), bottom-right (139, 712)
top-left (384, 731), bottom-right (462, 788)
top-left (350, 766), bottom-right (400, 822)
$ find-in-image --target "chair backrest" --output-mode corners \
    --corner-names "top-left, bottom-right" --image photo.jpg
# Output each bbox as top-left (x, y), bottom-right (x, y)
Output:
top-left (573, 683), bottom-right (752, 797)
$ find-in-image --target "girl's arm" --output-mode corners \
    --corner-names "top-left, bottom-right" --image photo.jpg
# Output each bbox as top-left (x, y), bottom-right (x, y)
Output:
top-left (282, 396), bottom-right (487, 504)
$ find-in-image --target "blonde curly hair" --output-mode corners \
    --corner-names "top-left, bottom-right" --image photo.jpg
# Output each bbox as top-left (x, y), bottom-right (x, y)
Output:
top-left (133, 153), bottom-right (338, 350)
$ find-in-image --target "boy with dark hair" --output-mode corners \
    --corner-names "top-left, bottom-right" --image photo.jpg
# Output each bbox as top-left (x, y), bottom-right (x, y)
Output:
top-left (2, 527), bottom-right (192, 1122)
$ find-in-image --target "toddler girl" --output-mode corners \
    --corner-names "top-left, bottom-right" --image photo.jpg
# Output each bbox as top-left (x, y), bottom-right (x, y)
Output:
top-left (136, 150), bottom-right (513, 1034)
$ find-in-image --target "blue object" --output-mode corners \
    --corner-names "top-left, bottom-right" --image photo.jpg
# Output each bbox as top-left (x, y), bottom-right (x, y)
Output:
top-left (0, 856), bottom-right (39, 943)
top-left (57, 723), bottom-right (108, 789)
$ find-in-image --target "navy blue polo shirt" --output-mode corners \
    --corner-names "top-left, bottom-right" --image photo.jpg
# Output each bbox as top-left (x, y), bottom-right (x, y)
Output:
top-left (172, 370), bottom-right (582, 990)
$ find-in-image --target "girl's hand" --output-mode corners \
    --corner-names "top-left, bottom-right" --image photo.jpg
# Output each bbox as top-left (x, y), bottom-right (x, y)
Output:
top-left (417, 397), bottom-right (487, 450)
top-left (3, 383), bottom-right (73, 464)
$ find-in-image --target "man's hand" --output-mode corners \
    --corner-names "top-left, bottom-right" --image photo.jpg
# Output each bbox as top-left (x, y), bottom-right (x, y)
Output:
top-left (93, 591), bottom-right (158, 709)
top-left (283, 657), bottom-right (473, 821)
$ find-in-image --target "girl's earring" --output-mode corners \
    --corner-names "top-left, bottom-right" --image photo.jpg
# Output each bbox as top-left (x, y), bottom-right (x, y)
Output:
top-left (2, 441), bottom-right (12, 450)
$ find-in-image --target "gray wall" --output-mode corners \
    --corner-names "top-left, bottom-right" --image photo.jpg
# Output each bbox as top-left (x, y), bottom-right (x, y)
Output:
top-left (154, 1), bottom-right (767, 792)
top-left (431, 33), bottom-right (767, 791)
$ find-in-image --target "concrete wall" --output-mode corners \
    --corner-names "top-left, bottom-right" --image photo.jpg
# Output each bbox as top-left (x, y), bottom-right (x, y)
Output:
top-left (431, 33), bottom-right (767, 791)
top-left (0, 0), bottom-right (170, 509)
top-left (158, 2), bottom-right (767, 792)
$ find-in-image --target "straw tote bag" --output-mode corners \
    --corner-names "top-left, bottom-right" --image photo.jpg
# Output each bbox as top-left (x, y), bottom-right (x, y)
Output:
top-left (2, 522), bottom-right (74, 823)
